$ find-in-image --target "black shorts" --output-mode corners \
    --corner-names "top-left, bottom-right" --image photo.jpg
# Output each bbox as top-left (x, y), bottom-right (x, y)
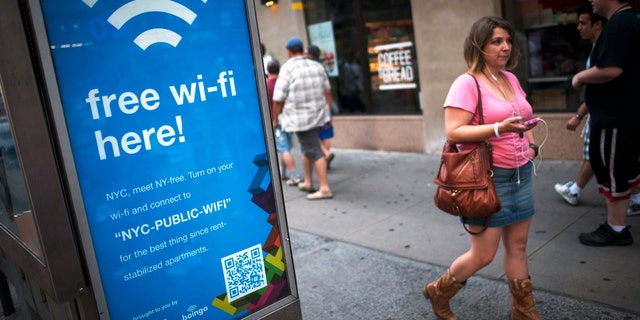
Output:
top-left (589, 127), bottom-right (640, 201)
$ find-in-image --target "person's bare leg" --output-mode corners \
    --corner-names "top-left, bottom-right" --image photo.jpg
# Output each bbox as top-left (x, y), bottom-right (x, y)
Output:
top-left (502, 219), bottom-right (532, 280)
top-left (575, 161), bottom-right (594, 189)
top-left (313, 157), bottom-right (331, 194)
top-left (449, 227), bottom-right (502, 281)
top-left (302, 155), bottom-right (313, 187)
top-left (608, 198), bottom-right (629, 226)
top-left (320, 139), bottom-right (331, 158)
top-left (321, 138), bottom-right (335, 169)
top-left (281, 151), bottom-right (297, 174)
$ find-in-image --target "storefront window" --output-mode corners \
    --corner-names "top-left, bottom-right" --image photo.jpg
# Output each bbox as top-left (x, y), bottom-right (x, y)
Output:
top-left (303, 0), bottom-right (420, 115)
top-left (0, 87), bottom-right (41, 258)
top-left (505, 0), bottom-right (640, 112)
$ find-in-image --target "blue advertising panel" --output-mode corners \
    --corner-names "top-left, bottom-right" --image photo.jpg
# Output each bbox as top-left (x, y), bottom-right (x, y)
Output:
top-left (35, 0), bottom-right (292, 318)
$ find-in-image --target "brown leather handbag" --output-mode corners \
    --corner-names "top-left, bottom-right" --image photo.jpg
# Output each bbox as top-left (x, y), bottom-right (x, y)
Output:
top-left (433, 74), bottom-right (501, 234)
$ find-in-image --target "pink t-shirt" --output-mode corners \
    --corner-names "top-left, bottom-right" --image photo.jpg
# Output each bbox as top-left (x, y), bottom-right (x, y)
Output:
top-left (443, 72), bottom-right (533, 169)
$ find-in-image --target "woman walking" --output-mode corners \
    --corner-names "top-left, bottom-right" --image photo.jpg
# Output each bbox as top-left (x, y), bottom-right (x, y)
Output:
top-left (424, 16), bottom-right (541, 320)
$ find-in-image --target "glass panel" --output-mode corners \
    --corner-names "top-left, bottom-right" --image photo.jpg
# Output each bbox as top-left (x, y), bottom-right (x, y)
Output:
top-left (366, 18), bottom-right (419, 114)
top-left (507, 0), bottom-right (595, 112)
top-left (0, 85), bottom-right (41, 258)
top-left (303, 0), bottom-right (419, 115)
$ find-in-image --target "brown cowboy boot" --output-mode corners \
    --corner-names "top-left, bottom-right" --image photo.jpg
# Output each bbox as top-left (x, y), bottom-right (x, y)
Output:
top-left (423, 269), bottom-right (465, 320)
top-left (508, 277), bottom-right (541, 320)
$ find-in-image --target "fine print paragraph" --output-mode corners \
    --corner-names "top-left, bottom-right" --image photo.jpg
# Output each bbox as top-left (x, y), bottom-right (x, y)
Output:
top-left (104, 160), bottom-right (236, 282)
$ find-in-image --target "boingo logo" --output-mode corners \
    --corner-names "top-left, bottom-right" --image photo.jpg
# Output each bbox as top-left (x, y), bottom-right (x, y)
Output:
top-left (182, 304), bottom-right (208, 319)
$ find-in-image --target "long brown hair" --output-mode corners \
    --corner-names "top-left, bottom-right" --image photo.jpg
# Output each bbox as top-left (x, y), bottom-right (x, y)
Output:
top-left (464, 16), bottom-right (520, 73)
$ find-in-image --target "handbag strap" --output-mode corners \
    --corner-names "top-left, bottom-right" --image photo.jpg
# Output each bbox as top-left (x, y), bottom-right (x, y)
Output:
top-left (463, 218), bottom-right (491, 235)
top-left (467, 73), bottom-right (485, 125)
top-left (465, 73), bottom-right (492, 235)
top-left (467, 73), bottom-right (493, 163)
top-left (443, 73), bottom-right (485, 148)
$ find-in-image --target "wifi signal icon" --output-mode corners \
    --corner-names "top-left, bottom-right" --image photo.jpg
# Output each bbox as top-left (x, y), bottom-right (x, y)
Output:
top-left (81, 0), bottom-right (207, 50)
top-left (186, 305), bottom-right (198, 312)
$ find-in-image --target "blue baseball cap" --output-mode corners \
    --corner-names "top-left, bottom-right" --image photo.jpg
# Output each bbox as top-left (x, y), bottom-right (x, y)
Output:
top-left (285, 37), bottom-right (303, 50)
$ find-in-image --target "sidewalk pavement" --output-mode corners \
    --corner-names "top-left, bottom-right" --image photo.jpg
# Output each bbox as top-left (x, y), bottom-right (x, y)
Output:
top-left (281, 149), bottom-right (640, 320)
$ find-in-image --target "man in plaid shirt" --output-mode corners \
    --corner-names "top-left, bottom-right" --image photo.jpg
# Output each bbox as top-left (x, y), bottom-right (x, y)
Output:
top-left (272, 37), bottom-right (333, 200)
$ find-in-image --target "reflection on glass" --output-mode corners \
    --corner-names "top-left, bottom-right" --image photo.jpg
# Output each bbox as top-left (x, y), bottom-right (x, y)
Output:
top-left (0, 86), bottom-right (41, 258)
top-left (366, 18), bottom-right (419, 114)
top-left (303, 0), bottom-right (420, 115)
top-left (511, 0), bottom-right (591, 112)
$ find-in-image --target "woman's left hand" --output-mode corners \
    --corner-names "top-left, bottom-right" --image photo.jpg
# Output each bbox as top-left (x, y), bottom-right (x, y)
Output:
top-left (528, 144), bottom-right (539, 160)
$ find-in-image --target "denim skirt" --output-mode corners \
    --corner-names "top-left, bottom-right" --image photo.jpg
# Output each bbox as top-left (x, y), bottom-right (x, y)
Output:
top-left (461, 161), bottom-right (535, 227)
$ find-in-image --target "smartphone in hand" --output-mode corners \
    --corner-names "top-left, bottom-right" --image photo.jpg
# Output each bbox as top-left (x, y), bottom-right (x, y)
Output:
top-left (523, 117), bottom-right (542, 126)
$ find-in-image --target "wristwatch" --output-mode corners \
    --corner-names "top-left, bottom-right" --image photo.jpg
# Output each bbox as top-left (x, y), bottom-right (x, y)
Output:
top-left (529, 143), bottom-right (539, 157)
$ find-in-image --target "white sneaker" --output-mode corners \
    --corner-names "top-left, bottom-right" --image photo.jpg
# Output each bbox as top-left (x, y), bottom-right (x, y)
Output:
top-left (627, 203), bottom-right (640, 216)
top-left (554, 181), bottom-right (580, 206)
top-left (286, 176), bottom-right (303, 186)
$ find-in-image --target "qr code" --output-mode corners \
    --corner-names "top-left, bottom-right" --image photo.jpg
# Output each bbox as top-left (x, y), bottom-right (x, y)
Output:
top-left (221, 244), bottom-right (268, 301)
